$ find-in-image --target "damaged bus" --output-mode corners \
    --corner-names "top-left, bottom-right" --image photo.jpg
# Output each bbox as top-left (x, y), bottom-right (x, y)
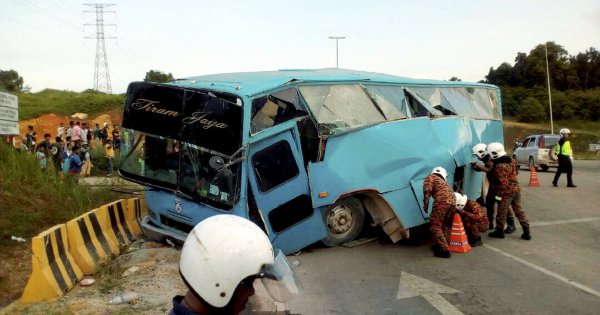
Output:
top-left (119, 69), bottom-right (503, 254)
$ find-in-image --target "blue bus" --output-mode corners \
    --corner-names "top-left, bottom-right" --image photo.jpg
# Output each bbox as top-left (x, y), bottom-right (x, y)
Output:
top-left (119, 69), bottom-right (503, 254)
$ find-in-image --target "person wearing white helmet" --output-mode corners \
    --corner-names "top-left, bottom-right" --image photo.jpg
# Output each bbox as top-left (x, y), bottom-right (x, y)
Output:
top-left (552, 128), bottom-right (576, 187)
top-left (486, 143), bottom-right (531, 241)
top-left (470, 143), bottom-right (516, 233)
top-left (170, 214), bottom-right (301, 315)
top-left (454, 193), bottom-right (489, 247)
top-left (423, 166), bottom-right (456, 258)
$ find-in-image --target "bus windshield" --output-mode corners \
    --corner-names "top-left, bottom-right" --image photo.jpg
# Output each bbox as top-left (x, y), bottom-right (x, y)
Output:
top-left (119, 82), bottom-right (243, 209)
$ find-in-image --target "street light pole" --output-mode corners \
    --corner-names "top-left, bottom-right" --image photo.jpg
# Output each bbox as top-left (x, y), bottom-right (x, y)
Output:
top-left (329, 36), bottom-right (346, 68)
top-left (545, 43), bottom-right (554, 134)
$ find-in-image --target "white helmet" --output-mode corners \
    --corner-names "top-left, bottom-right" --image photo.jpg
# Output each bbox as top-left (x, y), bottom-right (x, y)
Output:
top-left (559, 128), bottom-right (571, 136)
top-left (180, 215), bottom-right (300, 307)
top-left (487, 142), bottom-right (506, 160)
top-left (453, 192), bottom-right (468, 210)
top-left (431, 166), bottom-right (448, 180)
top-left (472, 143), bottom-right (488, 159)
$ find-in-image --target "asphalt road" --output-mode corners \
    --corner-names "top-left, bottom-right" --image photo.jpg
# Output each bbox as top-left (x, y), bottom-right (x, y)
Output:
top-left (261, 160), bottom-right (600, 315)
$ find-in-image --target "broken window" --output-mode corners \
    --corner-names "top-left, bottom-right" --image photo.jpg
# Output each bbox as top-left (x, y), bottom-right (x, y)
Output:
top-left (252, 140), bottom-right (299, 192)
top-left (407, 87), bottom-right (500, 119)
top-left (298, 85), bottom-right (386, 134)
top-left (251, 88), bottom-right (308, 134)
top-left (362, 85), bottom-right (408, 120)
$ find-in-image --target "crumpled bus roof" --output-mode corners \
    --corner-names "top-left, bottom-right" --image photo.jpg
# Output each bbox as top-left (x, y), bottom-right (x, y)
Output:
top-left (170, 68), bottom-right (497, 97)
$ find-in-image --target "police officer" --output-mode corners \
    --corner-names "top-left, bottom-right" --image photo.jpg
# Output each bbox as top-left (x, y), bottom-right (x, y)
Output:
top-left (470, 143), bottom-right (516, 234)
top-left (454, 193), bottom-right (489, 247)
top-left (486, 143), bottom-right (531, 240)
top-left (552, 128), bottom-right (577, 188)
top-left (170, 215), bottom-right (301, 315)
top-left (423, 167), bottom-right (456, 258)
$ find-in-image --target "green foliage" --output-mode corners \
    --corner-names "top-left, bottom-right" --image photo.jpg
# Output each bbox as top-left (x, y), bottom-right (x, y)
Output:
top-left (518, 97), bottom-right (546, 122)
top-left (0, 69), bottom-right (24, 92)
top-left (144, 70), bottom-right (174, 83)
top-left (16, 89), bottom-right (125, 120)
top-left (0, 143), bottom-right (117, 244)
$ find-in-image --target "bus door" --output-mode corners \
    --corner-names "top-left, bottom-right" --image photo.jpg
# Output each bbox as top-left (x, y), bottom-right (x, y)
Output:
top-left (247, 128), bottom-right (327, 254)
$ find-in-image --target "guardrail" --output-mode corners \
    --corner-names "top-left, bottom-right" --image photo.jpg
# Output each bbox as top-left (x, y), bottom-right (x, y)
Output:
top-left (20, 198), bottom-right (148, 303)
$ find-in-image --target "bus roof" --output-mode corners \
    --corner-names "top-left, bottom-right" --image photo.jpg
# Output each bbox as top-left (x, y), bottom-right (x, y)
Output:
top-left (168, 68), bottom-right (498, 97)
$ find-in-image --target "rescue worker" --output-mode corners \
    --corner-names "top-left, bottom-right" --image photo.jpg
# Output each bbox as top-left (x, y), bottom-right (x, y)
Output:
top-left (486, 143), bottom-right (531, 240)
top-left (423, 166), bottom-right (456, 258)
top-left (470, 143), bottom-right (516, 234)
top-left (552, 128), bottom-right (577, 188)
top-left (170, 214), bottom-right (301, 315)
top-left (454, 193), bottom-right (489, 247)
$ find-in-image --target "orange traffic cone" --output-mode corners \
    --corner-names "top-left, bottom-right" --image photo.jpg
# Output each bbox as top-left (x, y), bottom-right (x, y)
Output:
top-left (528, 168), bottom-right (541, 187)
top-left (448, 213), bottom-right (472, 253)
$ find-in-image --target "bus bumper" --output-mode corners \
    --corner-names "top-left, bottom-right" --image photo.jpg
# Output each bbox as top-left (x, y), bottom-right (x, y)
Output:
top-left (140, 216), bottom-right (187, 243)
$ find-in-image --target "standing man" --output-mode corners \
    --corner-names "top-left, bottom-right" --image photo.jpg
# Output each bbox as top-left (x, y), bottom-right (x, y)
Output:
top-left (105, 138), bottom-right (115, 177)
top-left (50, 137), bottom-right (63, 172)
top-left (57, 122), bottom-right (65, 141)
top-left (552, 128), bottom-right (576, 188)
top-left (487, 143), bottom-right (531, 240)
top-left (423, 167), bottom-right (456, 258)
top-left (470, 143), bottom-right (516, 233)
top-left (170, 215), bottom-right (300, 315)
top-left (72, 121), bottom-right (82, 146)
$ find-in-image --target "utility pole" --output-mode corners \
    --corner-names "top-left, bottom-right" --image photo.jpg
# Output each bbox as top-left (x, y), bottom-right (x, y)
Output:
top-left (328, 36), bottom-right (346, 68)
top-left (545, 43), bottom-right (554, 134)
top-left (84, 3), bottom-right (116, 94)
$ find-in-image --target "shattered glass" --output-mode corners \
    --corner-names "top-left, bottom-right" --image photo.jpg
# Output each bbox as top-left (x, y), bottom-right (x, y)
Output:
top-left (299, 85), bottom-right (386, 134)
top-left (362, 85), bottom-right (408, 120)
top-left (251, 88), bottom-right (308, 134)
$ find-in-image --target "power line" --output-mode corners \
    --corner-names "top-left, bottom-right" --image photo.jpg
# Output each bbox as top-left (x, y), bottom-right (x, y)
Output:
top-left (83, 3), bottom-right (115, 94)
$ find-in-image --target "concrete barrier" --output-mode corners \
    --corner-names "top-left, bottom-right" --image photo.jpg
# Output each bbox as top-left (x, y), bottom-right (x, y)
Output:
top-left (66, 208), bottom-right (119, 275)
top-left (21, 224), bottom-right (83, 303)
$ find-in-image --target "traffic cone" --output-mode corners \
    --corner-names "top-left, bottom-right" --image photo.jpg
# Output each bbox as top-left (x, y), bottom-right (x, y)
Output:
top-left (448, 213), bottom-right (472, 253)
top-left (528, 168), bottom-right (541, 187)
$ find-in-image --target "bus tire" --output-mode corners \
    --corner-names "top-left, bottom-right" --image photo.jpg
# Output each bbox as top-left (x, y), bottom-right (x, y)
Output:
top-left (321, 197), bottom-right (365, 247)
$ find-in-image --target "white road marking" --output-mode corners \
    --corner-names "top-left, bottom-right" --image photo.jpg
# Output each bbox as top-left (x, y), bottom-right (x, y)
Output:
top-left (529, 217), bottom-right (600, 226)
top-left (483, 244), bottom-right (600, 299)
top-left (397, 271), bottom-right (463, 315)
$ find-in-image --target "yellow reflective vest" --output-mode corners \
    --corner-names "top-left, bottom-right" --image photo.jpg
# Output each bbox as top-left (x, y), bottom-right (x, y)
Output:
top-left (555, 140), bottom-right (573, 157)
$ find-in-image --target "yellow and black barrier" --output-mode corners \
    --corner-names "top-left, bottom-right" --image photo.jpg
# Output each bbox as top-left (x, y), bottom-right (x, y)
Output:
top-left (66, 208), bottom-right (119, 275)
top-left (21, 224), bottom-right (83, 303)
top-left (20, 198), bottom-right (149, 303)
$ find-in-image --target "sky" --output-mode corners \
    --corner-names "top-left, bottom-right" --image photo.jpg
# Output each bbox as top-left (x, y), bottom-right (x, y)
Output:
top-left (1, 0), bottom-right (599, 94)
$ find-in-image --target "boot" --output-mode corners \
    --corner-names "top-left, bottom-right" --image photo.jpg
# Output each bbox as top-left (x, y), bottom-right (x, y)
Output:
top-left (504, 218), bottom-right (516, 234)
top-left (552, 181), bottom-right (558, 187)
top-left (488, 222), bottom-right (494, 231)
top-left (521, 226), bottom-right (532, 240)
top-left (567, 182), bottom-right (577, 188)
top-left (474, 236), bottom-right (483, 246)
top-left (488, 228), bottom-right (505, 239)
top-left (432, 245), bottom-right (451, 258)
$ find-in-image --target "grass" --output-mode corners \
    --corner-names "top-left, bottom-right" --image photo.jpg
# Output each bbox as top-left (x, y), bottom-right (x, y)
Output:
top-left (16, 89), bottom-right (125, 120)
top-left (503, 118), bottom-right (600, 159)
top-left (0, 142), bottom-right (119, 306)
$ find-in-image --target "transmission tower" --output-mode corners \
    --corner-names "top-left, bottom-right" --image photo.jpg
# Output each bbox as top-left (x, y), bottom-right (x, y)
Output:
top-left (84, 3), bottom-right (115, 93)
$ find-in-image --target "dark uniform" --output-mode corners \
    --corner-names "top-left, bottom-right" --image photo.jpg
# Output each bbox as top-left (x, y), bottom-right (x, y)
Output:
top-left (473, 154), bottom-right (515, 231)
top-left (489, 156), bottom-right (531, 240)
top-left (423, 173), bottom-right (456, 253)
top-left (458, 200), bottom-right (489, 240)
top-left (552, 137), bottom-right (576, 187)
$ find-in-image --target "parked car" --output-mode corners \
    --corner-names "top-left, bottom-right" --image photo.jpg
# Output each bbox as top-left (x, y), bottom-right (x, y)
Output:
top-left (513, 134), bottom-right (560, 171)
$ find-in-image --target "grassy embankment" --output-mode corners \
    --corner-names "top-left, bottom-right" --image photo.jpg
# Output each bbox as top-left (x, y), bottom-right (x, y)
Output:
top-left (0, 143), bottom-right (118, 306)
top-left (503, 118), bottom-right (600, 159)
top-left (17, 89), bottom-right (124, 120)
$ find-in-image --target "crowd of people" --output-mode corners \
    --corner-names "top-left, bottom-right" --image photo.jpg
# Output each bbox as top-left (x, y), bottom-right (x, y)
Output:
top-left (424, 142), bottom-right (532, 259)
top-left (18, 120), bottom-right (122, 178)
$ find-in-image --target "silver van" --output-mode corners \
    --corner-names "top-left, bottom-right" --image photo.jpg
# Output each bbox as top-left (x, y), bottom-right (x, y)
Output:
top-left (513, 134), bottom-right (561, 171)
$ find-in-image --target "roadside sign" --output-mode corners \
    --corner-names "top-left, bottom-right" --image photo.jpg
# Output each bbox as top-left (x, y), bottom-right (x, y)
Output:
top-left (0, 91), bottom-right (19, 136)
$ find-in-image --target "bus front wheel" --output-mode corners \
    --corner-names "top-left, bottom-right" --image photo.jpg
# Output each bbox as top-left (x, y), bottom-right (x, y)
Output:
top-left (321, 197), bottom-right (365, 247)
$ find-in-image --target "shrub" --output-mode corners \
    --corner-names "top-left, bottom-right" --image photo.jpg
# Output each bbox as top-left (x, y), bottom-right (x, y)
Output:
top-left (518, 97), bottom-right (546, 122)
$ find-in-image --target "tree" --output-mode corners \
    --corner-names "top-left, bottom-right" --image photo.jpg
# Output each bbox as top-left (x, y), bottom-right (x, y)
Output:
top-left (0, 69), bottom-right (24, 92)
top-left (518, 97), bottom-right (546, 122)
top-left (449, 77), bottom-right (461, 81)
top-left (144, 70), bottom-right (174, 83)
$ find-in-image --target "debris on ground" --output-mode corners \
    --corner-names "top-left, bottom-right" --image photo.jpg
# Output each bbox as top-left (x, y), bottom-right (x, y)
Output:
top-left (80, 278), bottom-right (95, 286)
top-left (122, 266), bottom-right (140, 277)
top-left (108, 291), bottom-right (138, 305)
top-left (10, 236), bottom-right (26, 243)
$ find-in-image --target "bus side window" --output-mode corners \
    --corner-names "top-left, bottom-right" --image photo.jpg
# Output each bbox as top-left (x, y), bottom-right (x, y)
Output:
top-left (251, 89), bottom-right (308, 134)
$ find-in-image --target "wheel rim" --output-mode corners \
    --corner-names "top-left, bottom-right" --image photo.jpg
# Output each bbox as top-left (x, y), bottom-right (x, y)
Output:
top-left (326, 205), bottom-right (353, 235)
